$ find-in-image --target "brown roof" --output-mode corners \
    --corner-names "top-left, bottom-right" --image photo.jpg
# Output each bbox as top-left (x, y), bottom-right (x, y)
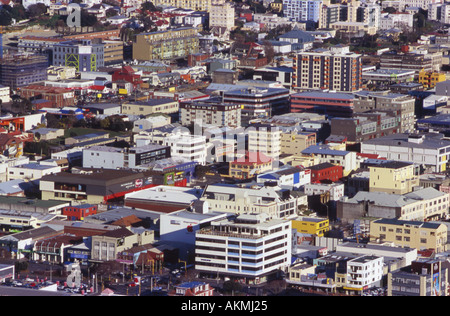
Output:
top-left (101, 227), bottom-right (134, 238)
top-left (112, 215), bottom-right (142, 227)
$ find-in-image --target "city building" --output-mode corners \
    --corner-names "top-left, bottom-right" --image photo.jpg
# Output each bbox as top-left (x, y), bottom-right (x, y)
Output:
top-left (353, 91), bottom-right (415, 133)
top-left (82, 144), bottom-right (171, 169)
top-left (370, 218), bottom-right (448, 253)
top-left (170, 281), bottom-right (215, 296)
top-left (330, 111), bottom-right (401, 143)
top-left (163, 133), bottom-right (207, 165)
top-left (201, 183), bottom-right (303, 219)
top-left (39, 169), bottom-right (159, 204)
top-left (133, 28), bottom-right (200, 61)
top-left (293, 46), bottom-right (363, 92)
top-left (307, 162), bottom-right (344, 183)
top-left (280, 130), bottom-right (316, 155)
top-left (62, 204), bottom-right (98, 221)
top-left (53, 39), bottom-right (104, 72)
top-left (360, 133), bottom-right (450, 173)
top-left (345, 255), bottom-right (384, 291)
top-left (195, 213), bottom-right (292, 283)
top-left (124, 186), bottom-right (204, 213)
top-left (301, 145), bottom-right (357, 176)
top-left (283, 0), bottom-right (323, 22)
top-left (362, 68), bottom-right (415, 88)
top-left (209, 1), bottom-right (235, 30)
top-left (179, 100), bottom-right (241, 128)
top-left (292, 216), bottom-right (329, 237)
top-left (379, 52), bottom-right (433, 77)
top-left (229, 151), bottom-right (273, 179)
top-left (247, 124), bottom-right (282, 160)
top-left (418, 70), bottom-right (446, 89)
top-left (223, 87), bottom-right (290, 118)
top-left (256, 166), bottom-right (311, 188)
top-left (337, 187), bottom-right (449, 223)
top-left (91, 227), bottom-right (155, 262)
top-left (387, 259), bottom-right (449, 296)
top-left (290, 91), bottom-right (355, 117)
top-left (121, 98), bottom-right (179, 116)
top-left (0, 54), bottom-right (48, 91)
top-left (369, 161), bottom-right (419, 195)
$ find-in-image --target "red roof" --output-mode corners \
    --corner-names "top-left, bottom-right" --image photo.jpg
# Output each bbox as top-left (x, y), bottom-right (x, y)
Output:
top-left (232, 151), bottom-right (272, 165)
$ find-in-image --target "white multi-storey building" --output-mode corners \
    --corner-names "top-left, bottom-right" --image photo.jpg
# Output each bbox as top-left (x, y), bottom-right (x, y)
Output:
top-left (163, 134), bottom-right (207, 165)
top-left (346, 255), bottom-right (384, 290)
top-left (209, 1), bottom-right (235, 30)
top-left (361, 133), bottom-right (450, 173)
top-left (283, 0), bottom-right (323, 22)
top-left (248, 124), bottom-right (282, 161)
top-left (82, 144), bottom-right (171, 169)
top-left (201, 183), bottom-right (303, 219)
top-left (379, 12), bottom-right (414, 30)
top-left (195, 213), bottom-right (292, 283)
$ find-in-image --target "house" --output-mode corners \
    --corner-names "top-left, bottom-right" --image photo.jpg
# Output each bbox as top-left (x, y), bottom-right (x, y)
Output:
top-left (169, 281), bottom-right (214, 296)
top-left (229, 151), bottom-right (273, 179)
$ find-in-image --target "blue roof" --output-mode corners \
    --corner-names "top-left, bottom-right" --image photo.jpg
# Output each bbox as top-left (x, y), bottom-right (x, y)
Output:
top-left (302, 145), bottom-right (350, 156)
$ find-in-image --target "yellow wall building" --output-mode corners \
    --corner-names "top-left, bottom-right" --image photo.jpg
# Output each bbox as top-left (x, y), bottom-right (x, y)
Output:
top-left (281, 131), bottom-right (316, 156)
top-left (292, 216), bottom-right (329, 237)
top-left (419, 70), bottom-right (446, 89)
top-left (369, 161), bottom-right (419, 195)
top-left (132, 27), bottom-right (199, 61)
top-left (370, 218), bottom-right (447, 253)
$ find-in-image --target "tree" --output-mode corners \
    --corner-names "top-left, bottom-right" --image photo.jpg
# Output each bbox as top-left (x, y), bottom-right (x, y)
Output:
top-left (26, 3), bottom-right (48, 18)
top-left (0, 9), bottom-right (12, 26)
top-left (262, 40), bottom-right (275, 64)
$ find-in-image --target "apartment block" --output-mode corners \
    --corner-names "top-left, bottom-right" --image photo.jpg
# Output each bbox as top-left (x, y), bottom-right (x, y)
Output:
top-left (293, 46), bottom-right (362, 92)
top-left (379, 52), bottom-right (433, 77)
top-left (418, 69), bottom-right (446, 89)
top-left (283, 0), bottom-right (323, 22)
top-left (330, 111), bottom-right (401, 143)
top-left (247, 124), bottom-right (282, 160)
top-left (353, 91), bottom-right (415, 133)
top-left (163, 134), bottom-right (207, 165)
top-left (290, 91), bottom-right (355, 118)
top-left (337, 187), bottom-right (449, 223)
top-left (209, 1), bottom-right (235, 30)
top-left (292, 216), bottom-right (329, 237)
top-left (229, 152), bottom-right (273, 179)
top-left (346, 255), bottom-right (384, 291)
top-left (201, 184), bottom-right (302, 219)
top-left (179, 100), bottom-right (241, 128)
top-left (370, 218), bottom-right (448, 253)
top-left (53, 40), bottom-right (104, 72)
top-left (388, 259), bottom-right (449, 296)
top-left (195, 213), bottom-right (292, 283)
top-left (133, 27), bottom-right (200, 61)
top-left (82, 144), bottom-right (171, 169)
top-left (151, 0), bottom-right (214, 11)
top-left (301, 145), bottom-right (357, 176)
top-left (360, 133), bottom-right (450, 173)
top-left (0, 54), bottom-right (48, 91)
top-left (280, 130), bottom-right (316, 155)
top-left (369, 161), bottom-right (419, 195)
top-left (223, 87), bottom-right (290, 118)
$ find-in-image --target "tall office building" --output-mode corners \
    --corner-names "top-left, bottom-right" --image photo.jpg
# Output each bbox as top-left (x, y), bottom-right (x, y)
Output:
top-left (133, 27), bottom-right (200, 61)
top-left (293, 46), bottom-right (362, 92)
top-left (283, 0), bottom-right (323, 22)
top-left (0, 54), bottom-right (48, 91)
top-left (53, 39), bottom-right (104, 72)
top-left (195, 213), bottom-right (292, 282)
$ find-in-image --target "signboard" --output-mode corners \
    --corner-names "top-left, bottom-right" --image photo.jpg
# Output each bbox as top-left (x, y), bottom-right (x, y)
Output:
top-left (432, 262), bottom-right (440, 296)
